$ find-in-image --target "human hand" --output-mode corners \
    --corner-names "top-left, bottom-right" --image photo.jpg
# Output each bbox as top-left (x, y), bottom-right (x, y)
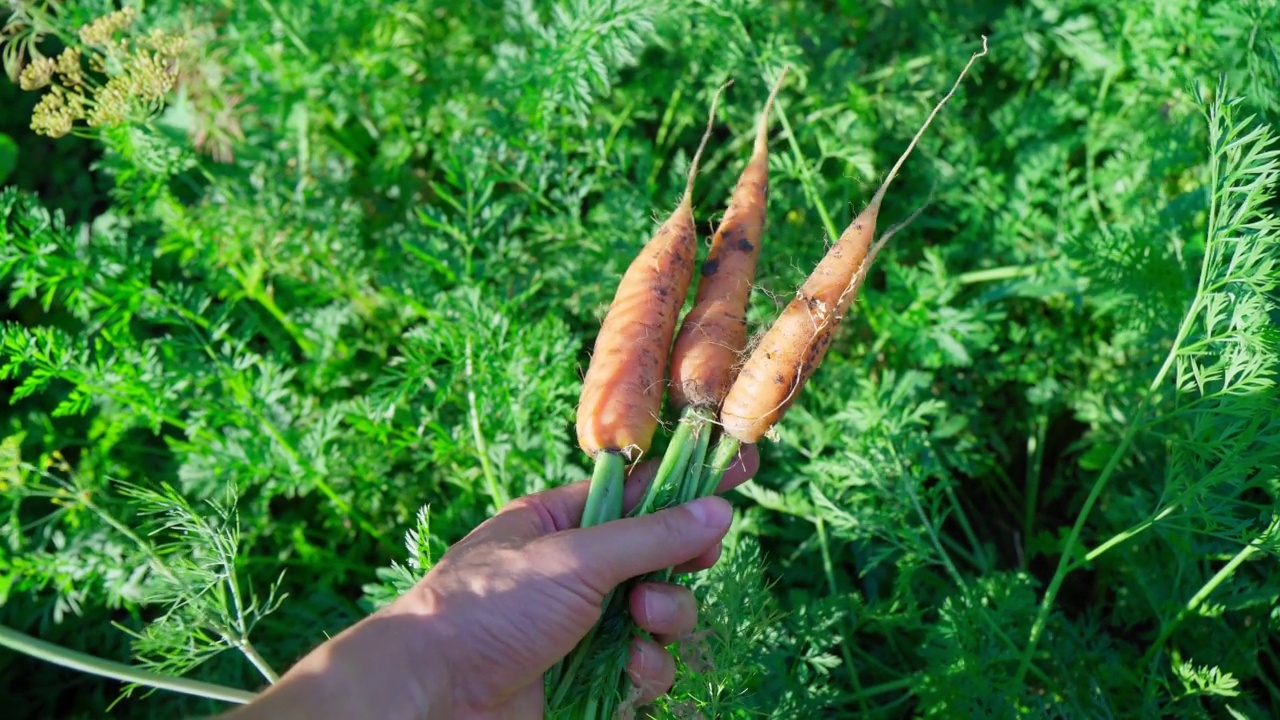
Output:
top-left (222, 446), bottom-right (759, 720)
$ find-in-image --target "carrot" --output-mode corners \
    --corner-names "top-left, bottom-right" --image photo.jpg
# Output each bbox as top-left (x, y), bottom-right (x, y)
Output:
top-left (575, 82), bottom-right (729, 461)
top-left (668, 67), bottom-right (789, 411)
top-left (719, 39), bottom-right (988, 445)
top-left (612, 75), bottom-right (794, 716)
top-left (631, 69), bottom-right (789, 520)
top-left (549, 83), bottom-right (729, 720)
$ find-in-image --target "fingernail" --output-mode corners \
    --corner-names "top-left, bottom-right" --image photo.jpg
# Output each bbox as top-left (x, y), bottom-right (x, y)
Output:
top-left (685, 496), bottom-right (732, 531)
top-left (644, 587), bottom-right (677, 625)
top-left (627, 640), bottom-right (648, 679)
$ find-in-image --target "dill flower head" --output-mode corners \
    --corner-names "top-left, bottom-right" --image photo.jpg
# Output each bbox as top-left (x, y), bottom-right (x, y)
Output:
top-left (140, 29), bottom-right (187, 57)
top-left (128, 51), bottom-right (179, 103)
top-left (86, 50), bottom-right (179, 127)
top-left (78, 6), bottom-right (138, 47)
top-left (30, 90), bottom-right (82, 138)
top-left (18, 8), bottom-right (185, 137)
top-left (86, 77), bottom-right (129, 128)
top-left (18, 54), bottom-right (56, 90)
top-left (55, 47), bottom-right (84, 88)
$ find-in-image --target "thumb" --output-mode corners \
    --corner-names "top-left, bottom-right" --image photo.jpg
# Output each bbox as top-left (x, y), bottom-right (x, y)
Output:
top-left (540, 496), bottom-right (733, 592)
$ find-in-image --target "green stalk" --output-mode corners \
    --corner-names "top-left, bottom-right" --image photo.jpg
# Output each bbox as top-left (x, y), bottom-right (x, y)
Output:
top-left (772, 88), bottom-right (840, 246)
top-left (1142, 517), bottom-right (1279, 665)
top-left (547, 451), bottom-right (626, 708)
top-left (549, 586), bottom-right (621, 701)
top-left (565, 409), bottom-right (723, 712)
top-left (634, 410), bottom-right (698, 517)
top-left (955, 264), bottom-right (1037, 285)
top-left (0, 624), bottom-right (256, 705)
top-left (557, 416), bottom-right (730, 714)
top-left (641, 409), bottom-right (717, 586)
top-left (1015, 333), bottom-right (1193, 683)
top-left (834, 675), bottom-right (919, 705)
top-left (466, 338), bottom-right (509, 509)
top-left (548, 634), bottom-right (595, 708)
top-left (554, 411), bottom-right (713, 711)
top-left (816, 516), bottom-right (869, 715)
top-left (1014, 105), bottom-right (1222, 683)
top-left (679, 409), bottom-right (715, 504)
top-left (582, 451), bottom-right (626, 528)
top-left (699, 436), bottom-right (742, 499)
top-left (257, 0), bottom-right (314, 56)
top-left (79, 495), bottom-right (280, 684)
top-left (1075, 505), bottom-right (1178, 570)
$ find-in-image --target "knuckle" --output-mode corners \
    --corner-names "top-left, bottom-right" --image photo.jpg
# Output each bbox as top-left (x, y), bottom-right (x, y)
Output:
top-left (498, 496), bottom-right (532, 514)
top-left (535, 536), bottom-right (614, 603)
top-left (656, 505), bottom-right (698, 540)
top-left (498, 496), bottom-right (557, 535)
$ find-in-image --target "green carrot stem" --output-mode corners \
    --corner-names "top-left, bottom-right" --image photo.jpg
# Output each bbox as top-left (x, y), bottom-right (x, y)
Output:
top-left (582, 451), bottom-right (626, 527)
top-left (1141, 516), bottom-right (1279, 665)
top-left (555, 421), bottom-right (737, 714)
top-left (699, 435), bottom-right (742, 499)
top-left (549, 588), bottom-right (629, 710)
top-left (549, 611), bottom-right (603, 708)
top-left (679, 408), bottom-right (715, 505)
top-left (548, 452), bottom-right (625, 704)
top-left (633, 409), bottom-right (698, 517)
top-left (0, 624), bottom-right (255, 705)
top-left (647, 410), bottom-right (718, 587)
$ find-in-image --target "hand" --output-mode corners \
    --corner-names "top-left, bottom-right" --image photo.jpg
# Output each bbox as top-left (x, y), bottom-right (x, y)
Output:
top-left (221, 446), bottom-right (759, 720)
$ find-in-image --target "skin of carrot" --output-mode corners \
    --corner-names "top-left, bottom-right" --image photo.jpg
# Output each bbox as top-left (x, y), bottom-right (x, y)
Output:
top-left (669, 70), bottom-right (786, 410)
top-left (575, 83), bottom-right (728, 458)
top-left (719, 205), bottom-right (880, 443)
top-left (719, 40), bottom-right (988, 443)
top-left (574, 208), bottom-right (699, 458)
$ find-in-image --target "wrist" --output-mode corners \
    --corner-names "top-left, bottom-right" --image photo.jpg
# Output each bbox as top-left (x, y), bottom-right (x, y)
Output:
top-left (224, 594), bottom-right (452, 720)
top-left (380, 585), bottom-right (455, 717)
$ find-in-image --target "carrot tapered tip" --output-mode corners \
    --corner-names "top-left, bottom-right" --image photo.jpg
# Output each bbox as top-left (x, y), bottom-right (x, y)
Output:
top-left (679, 79), bottom-right (732, 210)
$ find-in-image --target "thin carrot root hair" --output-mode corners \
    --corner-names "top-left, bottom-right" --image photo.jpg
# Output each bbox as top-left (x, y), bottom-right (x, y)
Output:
top-left (679, 79), bottom-right (733, 210)
top-left (738, 199), bottom-right (931, 434)
top-left (755, 64), bottom-right (789, 152)
top-left (865, 36), bottom-right (988, 213)
top-left (737, 331), bottom-right (764, 370)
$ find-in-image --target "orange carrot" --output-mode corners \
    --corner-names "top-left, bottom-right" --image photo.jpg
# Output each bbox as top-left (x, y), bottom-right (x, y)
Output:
top-left (720, 40), bottom-right (987, 443)
top-left (553, 84), bottom-right (730, 717)
top-left (576, 83), bottom-right (728, 459)
top-left (669, 67), bottom-right (788, 410)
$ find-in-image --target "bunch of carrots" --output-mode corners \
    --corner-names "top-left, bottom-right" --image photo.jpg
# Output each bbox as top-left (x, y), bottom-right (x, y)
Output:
top-left (546, 40), bottom-right (988, 719)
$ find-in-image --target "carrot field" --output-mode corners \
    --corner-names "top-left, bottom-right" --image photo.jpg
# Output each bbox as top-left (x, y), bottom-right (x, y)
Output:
top-left (2, 1), bottom-right (1279, 717)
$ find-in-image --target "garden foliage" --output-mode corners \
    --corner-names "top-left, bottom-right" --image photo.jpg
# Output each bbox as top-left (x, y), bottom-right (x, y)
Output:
top-left (1, 0), bottom-right (1279, 717)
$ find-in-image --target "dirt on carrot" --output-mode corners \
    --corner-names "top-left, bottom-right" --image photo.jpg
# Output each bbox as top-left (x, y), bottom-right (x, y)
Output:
top-left (669, 68), bottom-right (788, 411)
top-left (575, 82), bottom-right (730, 458)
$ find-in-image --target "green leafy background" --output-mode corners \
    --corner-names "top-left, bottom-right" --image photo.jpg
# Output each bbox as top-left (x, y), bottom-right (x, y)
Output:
top-left (1, 0), bottom-right (1278, 718)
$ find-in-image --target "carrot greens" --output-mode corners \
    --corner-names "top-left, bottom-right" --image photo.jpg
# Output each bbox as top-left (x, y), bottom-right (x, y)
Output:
top-left (2, 2), bottom-right (1279, 718)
